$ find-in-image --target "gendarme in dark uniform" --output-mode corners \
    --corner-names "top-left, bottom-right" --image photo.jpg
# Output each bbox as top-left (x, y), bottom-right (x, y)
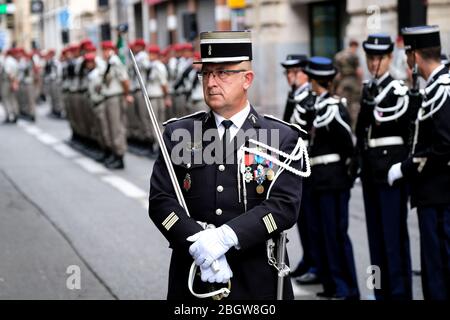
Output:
top-left (357, 34), bottom-right (412, 300)
top-left (389, 25), bottom-right (450, 300)
top-left (148, 31), bottom-right (306, 300)
top-left (304, 57), bottom-right (359, 300)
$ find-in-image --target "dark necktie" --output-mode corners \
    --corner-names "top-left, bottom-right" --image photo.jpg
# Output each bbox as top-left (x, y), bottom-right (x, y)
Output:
top-left (221, 120), bottom-right (233, 163)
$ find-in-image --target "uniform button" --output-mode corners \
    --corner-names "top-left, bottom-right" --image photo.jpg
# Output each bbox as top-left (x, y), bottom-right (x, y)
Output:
top-left (186, 163), bottom-right (192, 169)
top-left (383, 150), bottom-right (387, 155)
top-left (218, 165), bottom-right (225, 172)
top-left (215, 209), bottom-right (223, 215)
top-left (217, 185), bottom-right (224, 193)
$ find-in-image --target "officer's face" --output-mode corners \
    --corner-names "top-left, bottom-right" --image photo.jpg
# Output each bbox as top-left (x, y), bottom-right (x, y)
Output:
top-left (284, 68), bottom-right (300, 86)
top-left (366, 54), bottom-right (392, 77)
top-left (201, 62), bottom-right (254, 114)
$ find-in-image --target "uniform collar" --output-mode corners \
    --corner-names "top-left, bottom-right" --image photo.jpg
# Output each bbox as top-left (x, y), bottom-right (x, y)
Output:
top-left (293, 82), bottom-right (310, 96)
top-left (213, 102), bottom-right (251, 131)
top-left (426, 64), bottom-right (445, 85)
top-left (376, 71), bottom-right (390, 86)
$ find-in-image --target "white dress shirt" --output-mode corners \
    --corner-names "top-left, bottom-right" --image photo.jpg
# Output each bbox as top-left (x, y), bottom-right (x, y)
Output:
top-left (213, 102), bottom-right (251, 142)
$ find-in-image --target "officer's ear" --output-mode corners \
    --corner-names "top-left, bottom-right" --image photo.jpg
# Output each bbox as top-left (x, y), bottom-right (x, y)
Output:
top-left (243, 70), bottom-right (254, 90)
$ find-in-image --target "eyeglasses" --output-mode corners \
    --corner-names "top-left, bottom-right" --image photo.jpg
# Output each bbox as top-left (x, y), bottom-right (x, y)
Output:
top-left (198, 69), bottom-right (247, 81)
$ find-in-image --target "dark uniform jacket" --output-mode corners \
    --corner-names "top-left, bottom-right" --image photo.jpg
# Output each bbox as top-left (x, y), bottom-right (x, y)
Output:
top-left (401, 66), bottom-right (450, 207)
top-left (282, 83), bottom-right (309, 122)
top-left (149, 106), bottom-right (304, 300)
top-left (309, 93), bottom-right (355, 192)
top-left (356, 73), bottom-right (411, 185)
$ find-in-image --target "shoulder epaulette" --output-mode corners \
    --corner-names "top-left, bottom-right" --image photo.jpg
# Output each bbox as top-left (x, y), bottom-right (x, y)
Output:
top-left (163, 111), bottom-right (206, 126)
top-left (263, 114), bottom-right (307, 134)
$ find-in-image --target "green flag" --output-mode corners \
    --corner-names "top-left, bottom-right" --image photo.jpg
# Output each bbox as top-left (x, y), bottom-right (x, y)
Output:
top-left (116, 33), bottom-right (126, 64)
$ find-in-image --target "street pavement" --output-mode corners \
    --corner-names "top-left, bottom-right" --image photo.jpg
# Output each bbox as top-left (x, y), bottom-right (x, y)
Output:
top-left (0, 103), bottom-right (423, 300)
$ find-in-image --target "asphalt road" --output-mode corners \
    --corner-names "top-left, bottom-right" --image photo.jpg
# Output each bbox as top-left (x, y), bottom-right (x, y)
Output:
top-left (0, 103), bottom-right (423, 300)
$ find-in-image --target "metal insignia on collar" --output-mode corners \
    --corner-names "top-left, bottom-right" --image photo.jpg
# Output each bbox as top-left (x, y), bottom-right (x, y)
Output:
top-left (248, 113), bottom-right (258, 124)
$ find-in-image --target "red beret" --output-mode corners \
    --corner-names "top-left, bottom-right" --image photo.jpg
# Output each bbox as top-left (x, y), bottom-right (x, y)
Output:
top-left (134, 39), bottom-right (146, 48)
top-left (148, 44), bottom-right (160, 54)
top-left (80, 39), bottom-right (94, 49)
top-left (83, 52), bottom-right (96, 62)
top-left (101, 41), bottom-right (116, 50)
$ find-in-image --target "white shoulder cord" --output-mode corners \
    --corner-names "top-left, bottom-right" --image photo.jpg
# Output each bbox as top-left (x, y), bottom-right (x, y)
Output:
top-left (419, 85), bottom-right (450, 121)
top-left (313, 104), bottom-right (337, 128)
top-left (373, 80), bottom-right (410, 122)
top-left (292, 107), bottom-right (307, 126)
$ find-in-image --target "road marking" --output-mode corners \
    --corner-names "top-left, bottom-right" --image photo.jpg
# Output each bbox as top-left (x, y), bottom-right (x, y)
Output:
top-left (52, 143), bottom-right (80, 158)
top-left (23, 125), bottom-right (43, 136)
top-left (36, 132), bottom-right (60, 145)
top-left (139, 198), bottom-right (149, 210)
top-left (101, 175), bottom-right (148, 199)
top-left (18, 119), bottom-right (149, 205)
top-left (74, 158), bottom-right (108, 174)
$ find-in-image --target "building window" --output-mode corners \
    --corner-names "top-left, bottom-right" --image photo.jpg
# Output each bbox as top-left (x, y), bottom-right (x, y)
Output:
top-left (309, 1), bottom-right (341, 58)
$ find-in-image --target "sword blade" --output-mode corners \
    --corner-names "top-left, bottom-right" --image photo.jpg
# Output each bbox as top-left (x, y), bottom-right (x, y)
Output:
top-left (129, 49), bottom-right (190, 216)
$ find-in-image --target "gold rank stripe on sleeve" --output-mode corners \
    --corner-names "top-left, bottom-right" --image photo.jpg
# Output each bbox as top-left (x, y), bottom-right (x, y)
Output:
top-left (262, 213), bottom-right (277, 234)
top-left (162, 212), bottom-right (179, 231)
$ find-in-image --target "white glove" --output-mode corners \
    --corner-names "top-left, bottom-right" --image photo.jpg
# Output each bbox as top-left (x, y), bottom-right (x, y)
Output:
top-left (187, 224), bottom-right (238, 269)
top-left (388, 162), bottom-right (403, 186)
top-left (200, 254), bottom-right (233, 284)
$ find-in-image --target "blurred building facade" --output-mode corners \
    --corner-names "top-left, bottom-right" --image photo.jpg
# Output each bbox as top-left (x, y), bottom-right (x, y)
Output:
top-left (5, 0), bottom-right (450, 115)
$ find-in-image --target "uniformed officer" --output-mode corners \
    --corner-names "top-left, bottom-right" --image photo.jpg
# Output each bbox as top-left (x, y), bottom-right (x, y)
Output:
top-left (281, 54), bottom-right (320, 285)
top-left (281, 54), bottom-right (308, 122)
top-left (128, 40), bottom-right (148, 144)
top-left (100, 40), bottom-right (133, 169)
top-left (148, 31), bottom-right (307, 299)
top-left (388, 25), bottom-right (450, 300)
top-left (1, 48), bottom-right (20, 123)
top-left (145, 44), bottom-right (170, 152)
top-left (357, 34), bottom-right (412, 300)
top-left (19, 51), bottom-right (36, 122)
top-left (305, 57), bottom-right (359, 300)
top-left (44, 49), bottom-right (65, 118)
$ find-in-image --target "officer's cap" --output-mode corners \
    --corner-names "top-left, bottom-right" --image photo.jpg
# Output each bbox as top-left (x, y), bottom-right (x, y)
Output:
top-left (303, 56), bottom-right (337, 80)
top-left (195, 31), bottom-right (252, 64)
top-left (363, 34), bottom-right (394, 55)
top-left (281, 54), bottom-right (308, 68)
top-left (402, 25), bottom-right (441, 51)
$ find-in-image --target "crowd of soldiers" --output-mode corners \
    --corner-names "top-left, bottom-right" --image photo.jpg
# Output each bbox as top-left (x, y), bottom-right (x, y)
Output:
top-left (1, 39), bottom-right (207, 169)
top-left (284, 27), bottom-right (450, 300)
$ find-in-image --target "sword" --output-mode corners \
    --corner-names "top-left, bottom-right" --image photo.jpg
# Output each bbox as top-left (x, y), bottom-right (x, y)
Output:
top-left (129, 50), bottom-right (189, 215)
top-left (129, 50), bottom-right (222, 296)
top-left (276, 231), bottom-right (289, 300)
